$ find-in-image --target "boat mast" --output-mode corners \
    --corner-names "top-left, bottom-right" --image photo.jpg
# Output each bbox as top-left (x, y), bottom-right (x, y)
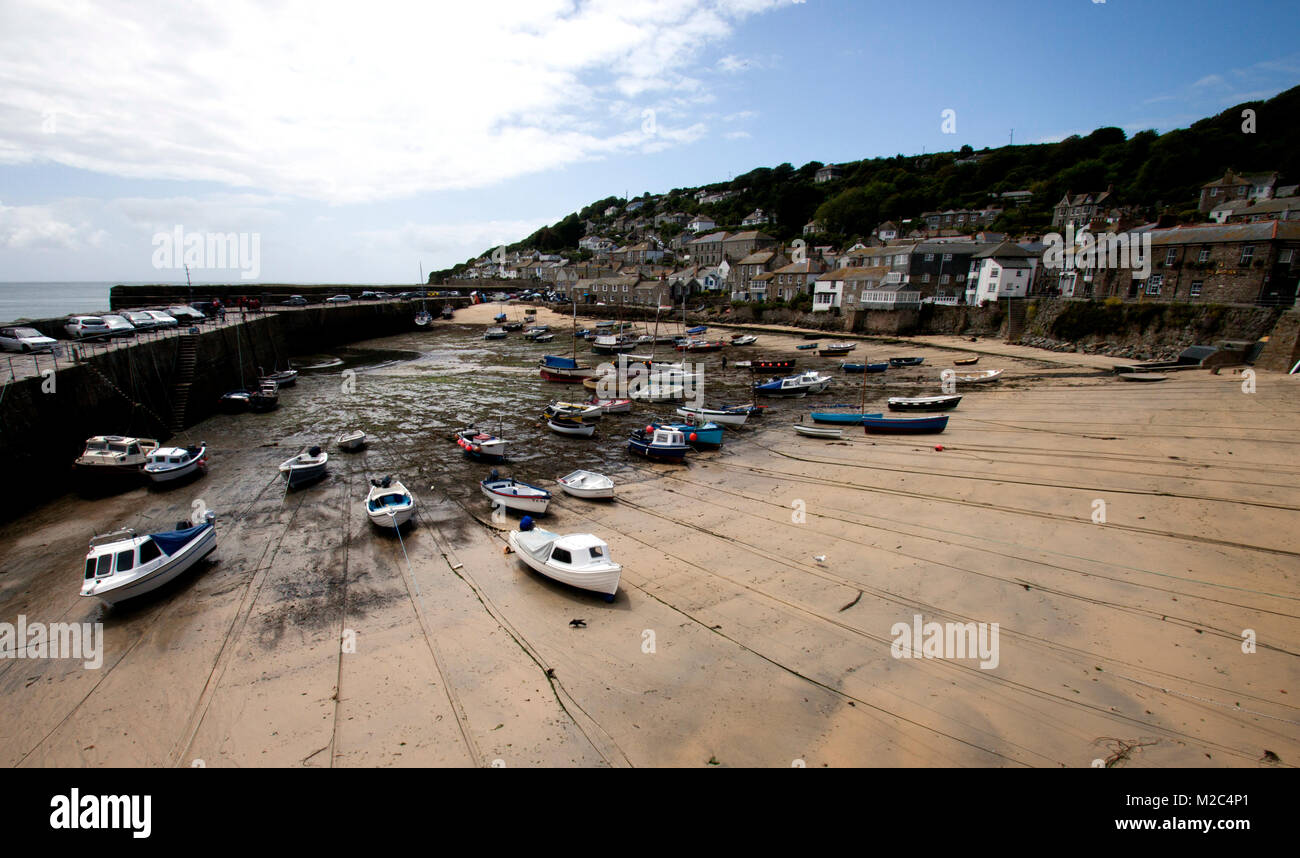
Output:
top-left (858, 351), bottom-right (868, 416)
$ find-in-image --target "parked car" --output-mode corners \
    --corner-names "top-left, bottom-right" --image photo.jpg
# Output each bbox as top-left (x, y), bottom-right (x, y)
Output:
top-left (167, 305), bottom-right (205, 322)
top-left (65, 316), bottom-right (111, 339)
top-left (326, 294), bottom-right (351, 303)
top-left (282, 295), bottom-right (308, 306)
top-left (122, 310), bottom-right (160, 330)
top-left (99, 314), bottom-right (138, 338)
top-left (143, 310), bottom-right (179, 329)
top-left (374, 291), bottom-right (393, 300)
top-left (358, 291), bottom-right (379, 301)
top-left (0, 326), bottom-right (57, 353)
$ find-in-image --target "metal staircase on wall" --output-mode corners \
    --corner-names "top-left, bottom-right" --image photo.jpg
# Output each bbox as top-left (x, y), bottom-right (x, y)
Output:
top-left (1005, 299), bottom-right (1028, 342)
top-left (170, 332), bottom-right (198, 431)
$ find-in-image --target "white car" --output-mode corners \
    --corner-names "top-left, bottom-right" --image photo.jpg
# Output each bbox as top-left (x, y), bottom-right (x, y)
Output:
top-left (100, 314), bottom-right (138, 337)
top-left (65, 316), bottom-right (111, 339)
top-left (325, 294), bottom-right (351, 303)
top-left (0, 326), bottom-right (58, 353)
top-left (143, 310), bottom-right (179, 328)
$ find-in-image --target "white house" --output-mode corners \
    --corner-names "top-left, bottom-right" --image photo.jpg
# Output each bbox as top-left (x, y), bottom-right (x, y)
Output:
top-left (688, 215), bottom-right (717, 233)
top-left (741, 208), bottom-right (769, 226)
top-left (965, 242), bottom-right (1038, 306)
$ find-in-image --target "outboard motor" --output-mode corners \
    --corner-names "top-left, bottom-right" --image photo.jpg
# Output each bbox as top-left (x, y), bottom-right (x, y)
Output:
top-left (308, 445), bottom-right (321, 457)
top-left (489, 468), bottom-right (499, 481)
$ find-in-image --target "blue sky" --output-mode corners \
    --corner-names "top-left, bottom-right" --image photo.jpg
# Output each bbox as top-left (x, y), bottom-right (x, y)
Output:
top-left (1, 0), bottom-right (1297, 283)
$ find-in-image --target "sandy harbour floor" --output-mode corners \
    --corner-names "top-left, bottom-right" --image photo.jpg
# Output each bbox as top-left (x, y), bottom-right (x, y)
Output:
top-left (1, 301), bottom-right (1296, 768)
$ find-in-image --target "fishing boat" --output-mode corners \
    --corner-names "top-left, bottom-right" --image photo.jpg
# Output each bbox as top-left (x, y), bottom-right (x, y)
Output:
top-left (365, 476), bottom-right (415, 529)
top-left (220, 390), bottom-right (251, 411)
top-left (494, 312), bottom-right (507, 323)
top-left (732, 360), bottom-right (752, 368)
top-left (507, 525), bottom-right (622, 601)
top-left (755, 371), bottom-right (832, 397)
top-left (675, 405), bottom-right (747, 427)
top-left (795, 343), bottom-right (818, 350)
top-left (483, 327), bottom-right (508, 340)
top-left (817, 342), bottom-right (857, 356)
top-left (952, 368), bottom-right (1003, 384)
top-left (1117, 372), bottom-right (1168, 382)
top-left (861, 415), bottom-right (949, 434)
top-left (455, 426), bottom-right (507, 461)
top-left (533, 333), bottom-right (554, 343)
top-left (262, 367), bottom-right (298, 387)
top-left (556, 470), bottom-right (615, 500)
top-left (675, 338), bottom-right (725, 352)
top-left (686, 325), bottom-right (707, 335)
top-left (953, 356), bottom-right (979, 366)
top-left (591, 333), bottom-right (639, 354)
top-left (523, 325), bottom-right (551, 340)
top-left (543, 401), bottom-right (602, 422)
top-left (440, 305), bottom-right (454, 319)
top-left (889, 356), bottom-right (924, 367)
top-left (74, 436), bottom-right (160, 477)
top-left (629, 383), bottom-right (685, 403)
top-left (81, 512), bottom-right (217, 605)
top-left (809, 412), bottom-right (882, 425)
top-left (842, 362), bottom-right (889, 374)
top-left (888, 394), bottom-right (962, 412)
top-left (143, 444), bottom-right (208, 483)
top-left (279, 446), bottom-right (329, 488)
top-left (723, 403), bottom-right (768, 419)
top-left (794, 425), bottom-right (843, 439)
top-left (503, 321), bottom-right (525, 332)
top-left (585, 396), bottom-right (632, 414)
top-left (414, 310), bottom-right (433, 326)
top-left (547, 417), bottom-right (596, 437)
top-left (730, 335), bottom-right (758, 346)
top-left (654, 420), bottom-right (723, 448)
top-left (481, 474), bottom-right (551, 514)
top-left (540, 357), bottom-right (597, 383)
top-left (752, 358), bottom-right (796, 371)
top-left (249, 380), bottom-right (279, 412)
top-left (336, 429), bottom-right (367, 450)
top-left (628, 426), bottom-right (690, 462)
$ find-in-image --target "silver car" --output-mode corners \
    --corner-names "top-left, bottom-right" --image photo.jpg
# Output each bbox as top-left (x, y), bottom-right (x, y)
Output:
top-left (100, 314), bottom-right (138, 338)
top-left (143, 310), bottom-right (179, 329)
top-left (122, 310), bottom-right (160, 330)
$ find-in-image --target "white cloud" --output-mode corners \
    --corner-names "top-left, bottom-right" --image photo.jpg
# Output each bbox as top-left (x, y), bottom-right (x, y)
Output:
top-left (0, 0), bottom-right (797, 204)
top-left (355, 220), bottom-right (556, 257)
top-left (724, 130), bottom-right (751, 140)
top-left (0, 201), bottom-right (95, 251)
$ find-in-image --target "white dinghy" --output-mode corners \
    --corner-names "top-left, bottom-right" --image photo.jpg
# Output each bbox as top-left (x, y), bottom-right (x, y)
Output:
top-left (365, 476), bottom-right (415, 529)
top-left (556, 470), bottom-right (615, 500)
top-left (794, 424), bottom-right (843, 439)
top-left (337, 429), bottom-right (367, 451)
top-left (279, 446), bottom-right (329, 488)
top-left (480, 473), bottom-right (551, 514)
top-left (81, 512), bottom-right (217, 605)
top-left (508, 524), bottom-right (622, 601)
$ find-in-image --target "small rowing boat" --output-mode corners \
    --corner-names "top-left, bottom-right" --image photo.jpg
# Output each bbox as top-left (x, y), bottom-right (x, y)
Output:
top-left (547, 417), bottom-right (596, 437)
top-left (888, 394), bottom-right (962, 412)
top-left (861, 415), bottom-right (949, 434)
top-left (953, 356), bottom-right (980, 366)
top-left (795, 343), bottom-right (818, 350)
top-left (952, 368), bottom-right (1002, 384)
top-left (654, 420), bottom-right (723, 448)
top-left (809, 412), bottom-right (882, 425)
top-left (842, 362), bottom-right (888, 374)
top-left (336, 429), bottom-right (367, 451)
top-left (481, 473), bottom-right (551, 514)
top-left (279, 446), bottom-right (329, 488)
top-left (556, 470), bottom-right (615, 500)
top-left (730, 335), bottom-right (758, 346)
top-left (675, 405), bottom-right (747, 427)
top-left (365, 476), bottom-right (415, 529)
top-left (1118, 372), bottom-right (1168, 382)
top-left (794, 425), bottom-right (842, 439)
top-left (889, 356), bottom-right (924, 367)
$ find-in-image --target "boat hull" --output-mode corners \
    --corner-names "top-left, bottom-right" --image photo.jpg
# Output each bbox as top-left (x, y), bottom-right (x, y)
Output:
top-left (627, 438), bottom-right (689, 462)
top-left (508, 530), bottom-right (621, 597)
top-left (862, 415), bottom-right (949, 434)
top-left (888, 395), bottom-right (962, 412)
top-left (842, 363), bottom-right (888, 374)
top-left (809, 412), bottom-right (882, 424)
top-left (675, 407), bottom-right (746, 427)
top-left (84, 526), bottom-right (216, 605)
top-left (481, 480), bottom-right (551, 514)
top-left (547, 419), bottom-right (596, 437)
top-left (283, 463), bottom-right (327, 488)
top-left (795, 425), bottom-right (842, 439)
top-left (144, 458), bottom-right (205, 483)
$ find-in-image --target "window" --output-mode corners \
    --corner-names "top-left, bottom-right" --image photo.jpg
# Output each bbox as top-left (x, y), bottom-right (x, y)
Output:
top-left (1190, 281), bottom-right (1202, 298)
top-left (550, 547), bottom-right (572, 564)
top-left (924, 253), bottom-right (934, 262)
top-left (1240, 245), bottom-right (1255, 265)
top-left (956, 274), bottom-right (965, 283)
top-left (943, 253), bottom-right (953, 262)
top-left (116, 550), bottom-right (134, 572)
top-left (1198, 248), bottom-right (1211, 263)
top-left (921, 274), bottom-right (930, 283)
top-left (1210, 188), bottom-right (1218, 197)
top-left (1280, 249), bottom-right (1293, 264)
top-left (95, 554), bottom-right (113, 577)
top-left (1164, 249), bottom-right (1177, 265)
top-left (1147, 274), bottom-right (1163, 295)
top-left (84, 558), bottom-right (96, 580)
top-left (139, 539), bottom-right (162, 564)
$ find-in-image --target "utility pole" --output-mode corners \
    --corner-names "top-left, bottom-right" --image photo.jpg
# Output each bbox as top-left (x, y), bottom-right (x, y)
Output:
top-left (1009, 129), bottom-right (1014, 146)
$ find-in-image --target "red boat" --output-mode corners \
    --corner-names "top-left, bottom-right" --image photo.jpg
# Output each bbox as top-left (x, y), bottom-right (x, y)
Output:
top-left (675, 339), bottom-right (725, 352)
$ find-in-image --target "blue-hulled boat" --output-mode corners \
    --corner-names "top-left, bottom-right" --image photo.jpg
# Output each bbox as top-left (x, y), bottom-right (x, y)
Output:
top-left (810, 412), bottom-right (882, 425)
top-left (861, 414), bottom-right (949, 434)
top-left (654, 420), bottom-right (723, 447)
top-left (686, 325), bottom-right (707, 335)
top-left (541, 355), bottom-right (580, 369)
top-left (628, 427), bottom-right (690, 462)
top-left (842, 362), bottom-right (889, 373)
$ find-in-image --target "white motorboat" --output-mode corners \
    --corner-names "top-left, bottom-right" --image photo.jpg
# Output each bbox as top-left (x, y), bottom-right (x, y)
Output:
top-left (483, 327), bottom-right (508, 340)
top-left (480, 474), bottom-right (551, 514)
top-left (337, 429), bottom-right (367, 450)
top-left (143, 444), bottom-right (208, 483)
top-left (508, 526), bottom-right (622, 600)
top-left (455, 426), bottom-right (507, 461)
top-left (794, 424), bottom-right (843, 439)
top-left (81, 511), bottom-right (217, 605)
top-left (753, 371), bottom-right (831, 397)
top-left (74, 435), bottom-right (160, 477)
top-left (279, 446), bottom-right (329, 488)
top-left (675, 405), bottom-right (749, 427)
top-left (951, 369), bottom-right (1003, 384)
top-left (556, 470), bottom-right (615, 499)
top-left (543, 401), bottom-right (602, 422)
top-left (796, 370), bottom-right (834, 393)
top-left (365, 476), bottom-right (415, 529)
top-left (730, 335), bottom-right (758, 346)
top-left (585, 397), bottom-right (632, 414)
top-left (547, 417), bottom-right (596, 437)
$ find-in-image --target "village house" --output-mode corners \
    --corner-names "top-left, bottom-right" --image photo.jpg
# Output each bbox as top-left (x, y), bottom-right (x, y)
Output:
top-left (964, 242), bottom-right (1039, 306)
top-left (1112, 222), bottom-right (1297, 305)
top-left (769, 258), bottom-right (827, 301)
top-left (922, 208), bottom-right (1003, 231)
top-left (815, 164), bottom-right (845, 183)
top-left (1209, 196), bottom-right (1300, 224)
top-left (1052, 187), bottom-right (1116, 229)
top-left (721, 230), bottom-right (777, 262)
top-left (632, 278), bottom-right (671, 306)
top-left (575, 274), bottom-right (641, 303)
top-left (655, 211), bottom-right (690, 227)
top-left (741, 208), bottom-right (769, 226)
top-left (802, 219), bottom-right (824, 236)
top-left (729, 249), bottom-right (788, 302)
top-left (688, 230), bottom-right (730, 266)
top-left (688, 215), bottom-right (718, 233)
top-left (1198, 169), bottom-right (1280, 213)
top-left (995, 190), bottom-right (1034, 207)
top-left (875, 221), bottom-right (900, 241)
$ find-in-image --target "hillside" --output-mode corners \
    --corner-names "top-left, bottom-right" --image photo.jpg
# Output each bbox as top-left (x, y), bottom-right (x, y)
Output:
top-left (433, 84), bottom-right (1300, 280)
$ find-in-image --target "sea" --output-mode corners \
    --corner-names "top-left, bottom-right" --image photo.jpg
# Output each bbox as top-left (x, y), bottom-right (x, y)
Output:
top-left (0, 282), bottom-right (120, 323)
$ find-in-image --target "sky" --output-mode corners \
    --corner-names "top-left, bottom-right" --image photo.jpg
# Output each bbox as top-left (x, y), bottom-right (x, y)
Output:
top-left (1, 0), bottom-right (1298, 284)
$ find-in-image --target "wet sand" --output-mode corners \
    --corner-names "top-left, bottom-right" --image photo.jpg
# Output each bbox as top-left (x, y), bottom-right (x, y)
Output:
top-left (1, 301), bottom-right (1297, 768)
